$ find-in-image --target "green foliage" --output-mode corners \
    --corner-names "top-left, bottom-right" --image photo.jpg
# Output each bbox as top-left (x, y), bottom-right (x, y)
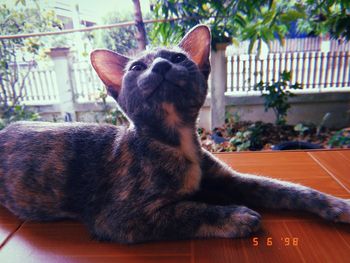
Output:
top-left (0, 118), bottom-right (5, 130)
top-left (328, 128), bottom-right (350, 148)
top-left (230, 130), bottom-right (252, 151)
top-left (149, 0), bottom-right (350, 49)
top-left (0, 105), bottom-right (40, 130)
top-left (247, 122), bottom-right (265, 150)
top-left (101, 12), bottom-right (138, 55)
top-left (103, 108), bottom-right (128, 126)
top-left (225, 111), bottom-right (241, 136)
top-left (0, 1), bottom-right (62, 123)
top-left (228, 122), bottom-right (264, 151)
top-left (148, 20), bottom-right (184, 47)
top-left (149, 0), bottom-right (305, 49)
top-left (225, 111), bottom-right (241, 124)
top-left (95, 87), bottom-right (128, 126)
top-left (100, 10), bottom-right (154, 54)
top-left (294, 123), bottom-right (309, 137)
top-left (7, 105), bottom-right (39, 122)
top-left (254, 71), bottom-right (302, 125)
top-left (299, 0), bottom-right (350, 41)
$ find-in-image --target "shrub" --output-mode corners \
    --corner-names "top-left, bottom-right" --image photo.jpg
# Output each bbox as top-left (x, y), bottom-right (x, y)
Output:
top-left (254, 71), bottom-right (302, 125)
top-left (0, 105), bottom-right (40, 130)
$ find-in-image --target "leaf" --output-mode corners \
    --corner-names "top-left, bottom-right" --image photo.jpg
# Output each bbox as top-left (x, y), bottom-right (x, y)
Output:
top-left (234, 13), bottom-right (247, 28)
top-left (281, 71), bottom-right (291, 81)
top-left (248, 35), bottom-right (257, 54)
top-left (280, 10), bottom-right (306, 23)
top-left (262, 9), bottom-right (276, 25)
top-left (15, 0), bottom-right (26, 6)
top-left (243, 130), bottom-right (252, 138)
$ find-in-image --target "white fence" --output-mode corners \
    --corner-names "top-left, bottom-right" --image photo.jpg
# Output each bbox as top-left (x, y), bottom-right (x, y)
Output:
top-left (71, 60), bottom-right (104, 103)
top-left (11, 62), bottom-right (100, 106)
top-left (19, 60), bottom-right (115, 105)
top-left (23, 67), bottom-right (59, 104)
top-left (3, 46), bottom-right (350, 128)
top-left (17, 51), bottom-right (350, 105)
top-left (269, 38), bottom-right (350, 53)
top-left (226, 51), bottom-right (350, 96)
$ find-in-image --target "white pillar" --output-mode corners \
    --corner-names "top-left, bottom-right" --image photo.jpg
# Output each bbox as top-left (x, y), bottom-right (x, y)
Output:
top-left (210, 45), bottom-right (227, 129)
top-left (48, 47), bottom-right (76, 121)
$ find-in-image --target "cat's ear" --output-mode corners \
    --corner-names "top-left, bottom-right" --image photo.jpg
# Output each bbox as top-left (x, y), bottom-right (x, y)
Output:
top-left (179, 25), bottom-right (211, 78)
top-left (90, 49), bottom-right (129, 98)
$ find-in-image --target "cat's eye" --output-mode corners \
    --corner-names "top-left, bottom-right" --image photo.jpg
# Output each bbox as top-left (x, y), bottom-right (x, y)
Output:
top-left (129, 62), bottom-right (147, 71)
top-left (171, 53), bottom-right (186, 63)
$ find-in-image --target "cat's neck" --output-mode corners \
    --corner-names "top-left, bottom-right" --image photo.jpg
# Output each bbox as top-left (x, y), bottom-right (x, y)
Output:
top-left (134, 122), bottom-right (201, 166)
top-left (134, 111), bottom-right (200, 157)
top-left (135, 121), bottom-right (199, 148)
top-left (132, 102), bottom-right (200, 148)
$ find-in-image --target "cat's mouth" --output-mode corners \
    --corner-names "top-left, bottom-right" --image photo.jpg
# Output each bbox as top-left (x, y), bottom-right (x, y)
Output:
top-left (138, 73), bottom-right (190, 99)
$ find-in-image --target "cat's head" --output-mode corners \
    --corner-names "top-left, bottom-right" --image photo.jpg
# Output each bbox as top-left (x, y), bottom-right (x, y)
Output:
top-left (91, 25), bottom-right (211, 128)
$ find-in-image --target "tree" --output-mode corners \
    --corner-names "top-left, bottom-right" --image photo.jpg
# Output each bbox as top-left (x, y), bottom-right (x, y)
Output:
top-left (299, 0), bottom-right (350, 40)
top-left (132, 0), bottom-right (147, 51)
top-left (101, 11), bottom-right (139, 55)
top-left (149, 0), bottom-right (349, 49)
top-left (100, 9), bottom-right (153, 55)
top-left (0, 1), bottom-right (62, 124)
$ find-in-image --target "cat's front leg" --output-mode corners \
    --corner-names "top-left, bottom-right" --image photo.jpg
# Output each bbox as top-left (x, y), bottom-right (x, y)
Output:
top-left (113, 202), bottom-right (261, 243)
top-left (197, 149), bottom-right (350, 224)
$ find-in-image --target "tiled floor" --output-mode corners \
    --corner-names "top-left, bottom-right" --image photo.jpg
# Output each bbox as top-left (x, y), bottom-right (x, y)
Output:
top-left (1, 149), bottom-right (350, 262)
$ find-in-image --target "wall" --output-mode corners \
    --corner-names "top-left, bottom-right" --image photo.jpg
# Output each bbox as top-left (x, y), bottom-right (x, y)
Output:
top-left (198, 92), bottom-right (350, 130)
top-left (18, 47), bottom-right (350, 131)
top-left (28, 101), bottom-right (119, 123)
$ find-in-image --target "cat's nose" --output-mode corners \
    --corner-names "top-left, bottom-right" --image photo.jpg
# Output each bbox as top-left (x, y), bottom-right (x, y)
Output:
top-left (152, 58), bottom-right (172, 75)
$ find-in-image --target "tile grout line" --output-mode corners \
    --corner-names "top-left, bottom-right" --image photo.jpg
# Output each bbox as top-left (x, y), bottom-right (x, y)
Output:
top-left (0, 221), bottom-right (25, 250)
top-left (334, 227), bottom-right (350, 250)
top-left (339, 151), bottom-right (350, 162)
top-left (63, 254), bottom-right (192, 258)
top-left (307, 152), bottom-right (350, 194)
top-left (190, 240), bottom-right (195, 263)
top-left (282, 221), bottom-right (306, 263)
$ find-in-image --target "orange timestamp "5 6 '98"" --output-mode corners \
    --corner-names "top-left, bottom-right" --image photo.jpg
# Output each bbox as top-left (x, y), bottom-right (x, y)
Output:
top-left (252, 237), bottom-right (299, 247)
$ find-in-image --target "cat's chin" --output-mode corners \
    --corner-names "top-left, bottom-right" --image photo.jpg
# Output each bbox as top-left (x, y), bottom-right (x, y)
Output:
top-left (138, 75), bottom-right (162, 98)
top-left (138, 70), bottom-right (191, 99)
top-left (178, 104), bottom-right (202, 116)
top-left (141, 80), bottom-right (192, 100)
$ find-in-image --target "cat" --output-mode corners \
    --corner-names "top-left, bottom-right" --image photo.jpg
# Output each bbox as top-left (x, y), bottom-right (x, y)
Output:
top-left (0, 25), bottom-right (349, 244)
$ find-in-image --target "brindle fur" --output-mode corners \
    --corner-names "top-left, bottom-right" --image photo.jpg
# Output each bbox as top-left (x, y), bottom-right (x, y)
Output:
top-left (0, 25), bottom-right (349, 244)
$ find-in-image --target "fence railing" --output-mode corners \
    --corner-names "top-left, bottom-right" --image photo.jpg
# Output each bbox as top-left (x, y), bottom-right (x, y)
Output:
top-left (269, 38), bottom-right (350, 53)
top-left (3, 47), bottom-right (350, 130)
top-left (72, 61), bottom-right (103, 103)
top-left (226, 51), bottom-right (350, 95)
top-left (23, 67), bottom-right (59, 104)
top-left (269, 38), bottom-right (321, 53)
top-left (14, 62), bottom-right (106, 105)
top-left (2, 66), bottom-right (59, 105)
top-left (5, 49), bottom-right (350, 114)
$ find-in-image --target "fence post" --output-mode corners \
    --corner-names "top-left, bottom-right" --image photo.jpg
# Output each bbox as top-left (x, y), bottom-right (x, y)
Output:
top-left (210, 45), bottom-right (227, 129)
top-left (48, 47), bottom-right (76, 121)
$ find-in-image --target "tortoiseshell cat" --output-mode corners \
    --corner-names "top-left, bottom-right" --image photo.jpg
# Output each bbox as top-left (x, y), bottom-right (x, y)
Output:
top-left (0, 25), bottom-right (349, 244)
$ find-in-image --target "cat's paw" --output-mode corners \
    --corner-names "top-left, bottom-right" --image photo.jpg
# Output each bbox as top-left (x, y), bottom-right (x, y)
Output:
top-left (196, 206), bottom-right (261, 239)
top-left (229, 206), bottom-right (262, 237)
top-left (322, 197), bottom-right (350, 223)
